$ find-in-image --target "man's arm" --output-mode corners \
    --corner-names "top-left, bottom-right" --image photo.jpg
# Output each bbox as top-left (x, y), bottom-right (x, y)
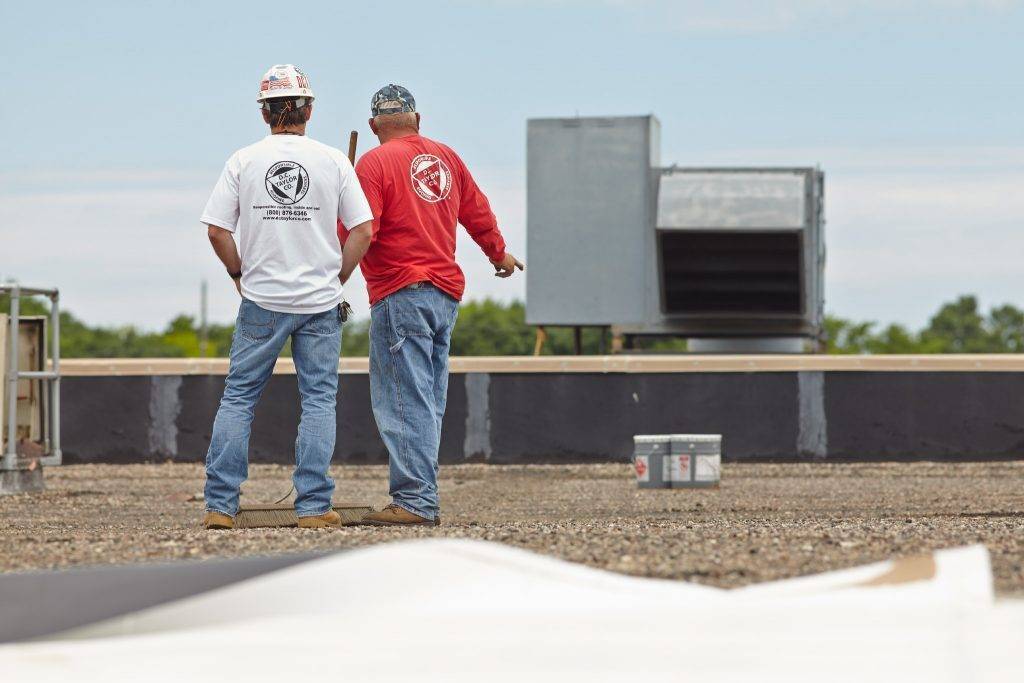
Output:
top-left (201, 154), bottom-right (243, 292)
top-left (339, 154), bottom-right (377, 247)
top-left (339, 221), bottom-right (373, 284)
top-left (207, 225), bottom-right (243, 295)
top-left (454, 155), bottom-right (524, 278)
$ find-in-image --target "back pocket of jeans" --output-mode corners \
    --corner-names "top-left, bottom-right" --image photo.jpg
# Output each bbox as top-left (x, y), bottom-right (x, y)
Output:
top-left (391, 295), bottom-right (431, 339)
top-left (239, 300), bottom-right (275, 341)
top-left (306, 306), bottom-right (340, 335)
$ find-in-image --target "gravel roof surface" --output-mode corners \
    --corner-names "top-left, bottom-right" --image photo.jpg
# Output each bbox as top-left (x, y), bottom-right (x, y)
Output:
top-left (2, 462), bottom-right (1022, 594)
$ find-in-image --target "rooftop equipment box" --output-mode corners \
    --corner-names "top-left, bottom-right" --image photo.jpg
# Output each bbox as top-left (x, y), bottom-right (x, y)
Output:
top-left (526, 115), bottom-right (825, 345)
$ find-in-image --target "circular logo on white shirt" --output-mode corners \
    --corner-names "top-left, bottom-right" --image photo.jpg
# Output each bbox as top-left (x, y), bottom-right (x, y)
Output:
top-left (265, 161), bottom-right (310, 205)
top-left (410, 154), bottom-right (452, 203)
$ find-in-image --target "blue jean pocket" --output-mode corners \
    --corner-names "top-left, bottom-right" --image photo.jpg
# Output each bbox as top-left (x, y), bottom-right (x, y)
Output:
top-left (391, 295), bottom-right (431, 339)
top-left (239, 300), bottom-right (275, 342)
top-left (305, 306), bottom-right (341, 335)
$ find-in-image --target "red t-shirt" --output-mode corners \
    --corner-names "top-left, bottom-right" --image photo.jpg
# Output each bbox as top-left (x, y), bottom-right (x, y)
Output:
top-left (340, 134), bottom-right (507, 305)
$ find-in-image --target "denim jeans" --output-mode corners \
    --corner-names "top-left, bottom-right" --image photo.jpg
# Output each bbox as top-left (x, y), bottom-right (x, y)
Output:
top-left (369, 283), bottom-right (459, 521)
top-left (205, 298), bottom-right (342, 518)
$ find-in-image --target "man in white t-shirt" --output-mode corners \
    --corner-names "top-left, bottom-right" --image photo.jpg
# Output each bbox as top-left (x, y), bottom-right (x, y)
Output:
top-left (200, 64), bottom-right (374, 530)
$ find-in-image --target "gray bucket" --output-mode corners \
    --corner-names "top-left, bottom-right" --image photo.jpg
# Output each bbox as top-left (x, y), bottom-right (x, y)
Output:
top-left (633, 435), bottom-right (671, 489)
top-left (668, 434), bottom-right (722, 488)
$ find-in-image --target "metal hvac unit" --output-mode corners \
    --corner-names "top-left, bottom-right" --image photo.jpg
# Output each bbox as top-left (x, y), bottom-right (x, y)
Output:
top-left (525, 115), bottom-right (825, 352)
top-left (656, 167), bottom-right (825, 348)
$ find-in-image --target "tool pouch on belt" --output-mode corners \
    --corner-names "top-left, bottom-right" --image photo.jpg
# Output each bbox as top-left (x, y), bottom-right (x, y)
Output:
top-left (340, 301), bottom-right (352, 323)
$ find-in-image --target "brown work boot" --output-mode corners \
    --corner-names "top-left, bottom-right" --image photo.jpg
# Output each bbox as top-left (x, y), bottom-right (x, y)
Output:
top-left (297, 509), bottom-right (342, 528)
top-left (361, 503), bottom-right (439, 526)
top-left (203, 511), bottom-right (234, 530)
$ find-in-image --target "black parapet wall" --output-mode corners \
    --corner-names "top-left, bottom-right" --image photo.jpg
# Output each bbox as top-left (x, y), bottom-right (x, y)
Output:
top-left (485, 373), bottom-right (797, 462)
top-left (824, 372), bottom-right (1024, 459)
top-left (60, 367), bottom-right (1024, 463)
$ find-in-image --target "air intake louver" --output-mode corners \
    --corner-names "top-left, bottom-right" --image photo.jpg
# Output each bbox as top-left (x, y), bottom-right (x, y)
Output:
top-left (660, 231), bottom-right (802, 315)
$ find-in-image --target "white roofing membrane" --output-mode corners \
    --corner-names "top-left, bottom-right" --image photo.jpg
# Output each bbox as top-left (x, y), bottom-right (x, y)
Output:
top-left (1, 539), bottom-right (1022, 681)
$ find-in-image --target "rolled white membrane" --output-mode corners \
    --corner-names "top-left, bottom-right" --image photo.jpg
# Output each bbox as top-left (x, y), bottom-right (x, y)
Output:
top-left (1, 540), bottom-right (1021, 682)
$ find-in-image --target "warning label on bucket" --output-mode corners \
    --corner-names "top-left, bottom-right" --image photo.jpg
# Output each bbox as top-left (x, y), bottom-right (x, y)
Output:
top-left (695, 454), bottom-right (721, 482)
top-left (635, 455), bottom-right (650, 482)
top-left (668, 454), bottom-right (691, 482)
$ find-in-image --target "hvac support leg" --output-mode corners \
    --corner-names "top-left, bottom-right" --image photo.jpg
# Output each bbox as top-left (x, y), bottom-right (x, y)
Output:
top-left (610, 327), bottom-right (624, 354)
top-left (533, 326), bottom-right (547, 356)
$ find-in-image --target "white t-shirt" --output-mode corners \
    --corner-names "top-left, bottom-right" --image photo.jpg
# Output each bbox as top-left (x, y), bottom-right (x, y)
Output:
top-left (201, 135), bottom-right (373, 314)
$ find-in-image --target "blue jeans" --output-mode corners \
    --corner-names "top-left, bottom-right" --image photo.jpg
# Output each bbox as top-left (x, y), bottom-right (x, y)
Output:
top-left (205, 298), bottom-right (342, 518)
top-left (369, 283), bottom-right (458, 521)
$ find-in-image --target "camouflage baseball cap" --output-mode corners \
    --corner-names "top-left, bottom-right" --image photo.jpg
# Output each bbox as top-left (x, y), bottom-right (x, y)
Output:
top-left (371, 84), bottom-right (416, 116)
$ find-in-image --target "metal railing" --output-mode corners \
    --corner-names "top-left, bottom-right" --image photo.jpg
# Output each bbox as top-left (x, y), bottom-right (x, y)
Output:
top-left (2, 283), bottom-right (61, 469)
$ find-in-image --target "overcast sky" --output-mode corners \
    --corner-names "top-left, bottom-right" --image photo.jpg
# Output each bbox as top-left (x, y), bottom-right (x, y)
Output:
top-left (2, 0), bottom-right (1022, 330)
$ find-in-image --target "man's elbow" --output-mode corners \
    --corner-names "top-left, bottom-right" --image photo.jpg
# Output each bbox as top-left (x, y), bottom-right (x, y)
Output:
top-left (349, 221), bottom-right (373, 244)
top-left (207, 224), bottom-right (231, 243)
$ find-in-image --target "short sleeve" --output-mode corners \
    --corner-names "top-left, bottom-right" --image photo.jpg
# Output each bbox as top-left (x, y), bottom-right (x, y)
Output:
top-left (337, 154), bottom-right (374, 231)
top-left (200, 154), bottom-right (241, 232)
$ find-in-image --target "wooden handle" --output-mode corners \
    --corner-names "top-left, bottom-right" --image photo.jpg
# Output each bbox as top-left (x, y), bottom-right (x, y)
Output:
top-left (347, 131), bottom-right (358, 165)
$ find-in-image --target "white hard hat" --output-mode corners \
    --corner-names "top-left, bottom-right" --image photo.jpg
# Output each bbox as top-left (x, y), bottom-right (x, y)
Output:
top-left (257, 64), bottom-right (315, 102)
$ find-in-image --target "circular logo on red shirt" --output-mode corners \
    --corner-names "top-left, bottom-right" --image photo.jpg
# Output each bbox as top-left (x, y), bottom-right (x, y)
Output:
top-left (410, 154), bottom-right (452, 203)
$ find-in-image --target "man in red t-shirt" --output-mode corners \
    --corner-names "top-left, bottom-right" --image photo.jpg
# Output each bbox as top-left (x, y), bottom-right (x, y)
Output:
top-left (343, 84), bottom-right (523, 526)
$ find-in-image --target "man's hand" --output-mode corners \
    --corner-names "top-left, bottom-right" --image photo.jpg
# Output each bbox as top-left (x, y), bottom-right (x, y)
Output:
top-left (233, 277), bottom-right (242, 296)
top-left (491, 253), bottom-right (524, 278)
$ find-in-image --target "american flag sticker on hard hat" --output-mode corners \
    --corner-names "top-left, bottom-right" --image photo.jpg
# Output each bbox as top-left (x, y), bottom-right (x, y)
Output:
top-left (268, 73), bottom-right (292, 90)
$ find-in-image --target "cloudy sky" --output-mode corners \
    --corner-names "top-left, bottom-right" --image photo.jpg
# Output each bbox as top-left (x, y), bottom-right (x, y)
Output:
top-left (2, 0), bottom-right (1022, 330)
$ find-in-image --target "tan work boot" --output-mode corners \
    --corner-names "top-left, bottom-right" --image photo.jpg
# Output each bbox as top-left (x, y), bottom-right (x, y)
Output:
top-left (362, 503), bottom-right (439, 526)
top-left (203, 511), bottom-right (234, 530)
top-left (297, 509), bottom-right (342, 528)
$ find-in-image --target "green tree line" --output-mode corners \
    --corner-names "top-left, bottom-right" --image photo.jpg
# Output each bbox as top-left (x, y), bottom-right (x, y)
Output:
top-left (825, 296), bottom-right (1024, 354)
top-left (3, 293), bottom-right (1023, 357)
